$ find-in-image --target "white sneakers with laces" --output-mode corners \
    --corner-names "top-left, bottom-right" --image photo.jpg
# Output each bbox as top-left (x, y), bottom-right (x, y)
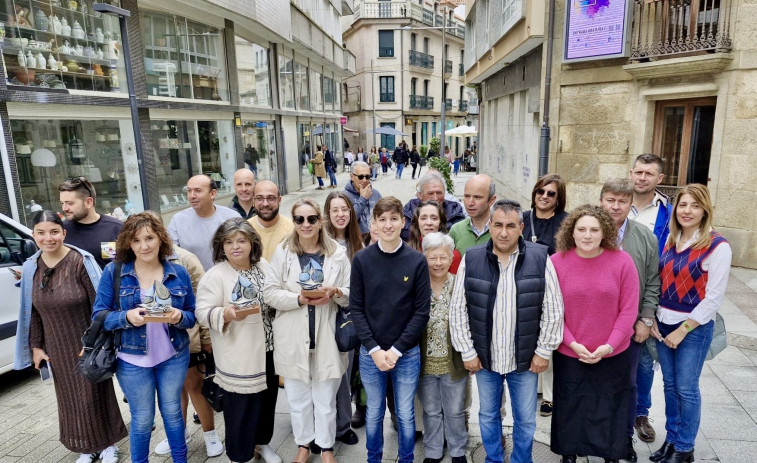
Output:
top-left (98, 446), bottom-right (120, 463)
top-left (203, 429), bottom-right (224, 457)
top-left (75, 453), bottom-right (97, 463)
top-left (154, 427), bottom-right (191, 455)
top-left (256, 444), bottom-right (282, 463)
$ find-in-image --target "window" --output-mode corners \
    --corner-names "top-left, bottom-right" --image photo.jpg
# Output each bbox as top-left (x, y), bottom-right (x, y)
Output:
top-left (294, 62), bottom-right (309, 110)
top-left (310, 68), bottom-right (323, 112)
top-left (380, 123), bottom-right (396, 149)
top-left (235, 37), bottom-right (271, 107)
top-left (378, 30), bottom-right (394, 57)
top-left (379, 76), bottom-right (395, 102)
top-left (278, 55), bottom-right (294, 109)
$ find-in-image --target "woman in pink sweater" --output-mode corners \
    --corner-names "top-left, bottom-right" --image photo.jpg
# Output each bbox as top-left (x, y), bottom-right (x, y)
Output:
top-left (549, 205), bottom-right (639, 463)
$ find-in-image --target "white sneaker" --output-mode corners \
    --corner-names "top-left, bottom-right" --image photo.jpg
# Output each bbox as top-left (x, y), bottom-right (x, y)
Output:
top-left (75, 454), bottom-right (97, 463)
top-left (256, 444), bottom-right (282, 463)
top-left (154, 428), bottom-right (191, 455)
top-left (203, 429), bottom-right (224, 457)
top-left (98, 446), bottom-right (120, 463)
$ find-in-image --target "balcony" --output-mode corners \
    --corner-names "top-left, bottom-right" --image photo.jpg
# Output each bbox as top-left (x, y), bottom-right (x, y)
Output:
top-left (459, 63), bottom-right (465, 76)
top-left (444, 99), bottom-right (453, 111)
top-left (458, 100), bottom-right (468, 112)
top-left (409, 49), bottom-right (435, 70)
top-left (629, 0), bottom-right (732, 61)
top-left (379, 47), bottom-right (395, 58)
top-left (410, 94), bottom-right (434, 110)
top-left (444, 59), bottom-right (453, 76)
top-left (354, 1), bottom-right (465, 39)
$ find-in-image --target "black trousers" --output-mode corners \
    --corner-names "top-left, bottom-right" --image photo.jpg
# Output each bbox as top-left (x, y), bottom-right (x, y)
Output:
top-left (256, 350), bottom-right (279, 445)
top-left (222, 389), bottom-right (264, 462)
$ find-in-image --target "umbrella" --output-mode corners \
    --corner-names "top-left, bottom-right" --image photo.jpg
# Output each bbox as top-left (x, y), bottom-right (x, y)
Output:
top-left (444, 125), bottom-right (478, 137)
top-left (363, 126), bottom-right (409, 136)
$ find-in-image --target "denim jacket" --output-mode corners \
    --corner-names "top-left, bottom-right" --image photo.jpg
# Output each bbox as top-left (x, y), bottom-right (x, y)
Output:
top-left (14, 245), bottom-right (102, 370)
top-left (92, 259), bottom-right (196, 355)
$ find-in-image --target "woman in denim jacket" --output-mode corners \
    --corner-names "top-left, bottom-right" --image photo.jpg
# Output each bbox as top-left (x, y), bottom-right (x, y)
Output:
top-left (92, 212), bottom-right (196, 463)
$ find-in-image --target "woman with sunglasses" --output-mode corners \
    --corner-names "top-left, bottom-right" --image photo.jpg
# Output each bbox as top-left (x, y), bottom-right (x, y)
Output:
top-left (264, 199), bottom-right (351, 463)
top-left (408, 200), bottom-right (461, 274)
top-left (14, 210), bottom-right (127, 463)
top-left (92, 212), bottom-right (197, 463)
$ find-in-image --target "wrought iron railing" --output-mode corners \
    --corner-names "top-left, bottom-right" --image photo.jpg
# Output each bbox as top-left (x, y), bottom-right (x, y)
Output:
top-left (444, 99), bottom-right (453, 111)
top-left (409, 94), bottom-right (434, 110)
top-left (629, 0), bottom-right (732, 61)
top-left (459, 63), bottom-right (465, 76)
top-left (409, 49), bottom-right (434, 69)
top-left (444, 60), bottom-right (453, 74)
top-left (379, 47), bottom-right (395, 58)
top-left (458, 100), bottom-right (468, 112)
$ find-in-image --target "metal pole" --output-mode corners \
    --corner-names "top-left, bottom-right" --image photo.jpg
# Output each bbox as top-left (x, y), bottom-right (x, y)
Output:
top-left (539, 0), bottom-right (557, 177)
top-left (440, 13), bottom-right (446, 157)
top-left (400, 29), bottom-right (404, 142)
top-left (371, 59), bottom-right (377, 148)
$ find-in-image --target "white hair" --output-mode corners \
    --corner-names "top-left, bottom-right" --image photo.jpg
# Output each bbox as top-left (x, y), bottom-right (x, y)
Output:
top-left (422, 232), bottom-right (455, 258)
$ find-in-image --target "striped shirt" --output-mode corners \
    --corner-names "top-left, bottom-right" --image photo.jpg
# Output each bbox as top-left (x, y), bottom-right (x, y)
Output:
top-left (449, 248), bottom-right (564, 375)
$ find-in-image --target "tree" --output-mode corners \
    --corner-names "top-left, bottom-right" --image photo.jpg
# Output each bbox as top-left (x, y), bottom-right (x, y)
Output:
top-left (427, 156), bottom-right (454, 194)
top-left (429, 137), bottom-right (441, 156)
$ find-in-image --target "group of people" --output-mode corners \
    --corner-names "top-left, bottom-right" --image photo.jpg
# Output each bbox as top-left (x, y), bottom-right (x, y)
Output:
top-left (12, 151), bottom-right (731, 463)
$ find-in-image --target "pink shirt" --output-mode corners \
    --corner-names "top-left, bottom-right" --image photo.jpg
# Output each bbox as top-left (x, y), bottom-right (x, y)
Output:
top-left (550, 248), bottom-right (639, 357)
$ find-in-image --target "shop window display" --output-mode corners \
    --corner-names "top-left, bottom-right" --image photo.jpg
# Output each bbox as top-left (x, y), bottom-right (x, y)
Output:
top-left (1, 0), bottom-right (127, 91)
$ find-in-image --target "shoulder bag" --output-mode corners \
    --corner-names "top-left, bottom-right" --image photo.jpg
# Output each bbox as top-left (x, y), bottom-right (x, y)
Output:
top-left (79, 262), bottom-right (122, 383)
top-left (201, 354), bottom-right (224, 412)
top-left (645, 313), bottom-right (727, 361)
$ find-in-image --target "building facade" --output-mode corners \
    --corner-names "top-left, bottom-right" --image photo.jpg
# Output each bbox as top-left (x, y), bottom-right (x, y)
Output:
top-left (0, 0), bottom-right (355, 227)
top-left (342, 0), bottom-right (473, 154)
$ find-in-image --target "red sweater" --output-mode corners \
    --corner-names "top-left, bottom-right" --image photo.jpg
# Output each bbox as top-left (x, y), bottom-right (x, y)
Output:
top-left (550, 249), bottom-right (639, 357)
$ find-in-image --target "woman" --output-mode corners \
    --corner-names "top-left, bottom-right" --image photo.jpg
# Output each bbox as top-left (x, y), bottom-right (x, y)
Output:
top-left (521, 173), bottom-right (568, 417)
top-left (550, 205), bottom-right (639, 463)
top-left (363, 217), bottom-right (380, 248)
top-left (92, 212), bottom-right (197, 463)
top-left (380, 147), bottom-right (390, 175)
top-left (311, 145), bottom-right (327, 190)
top-left (649, 184), bottom-right (731, 463)
top-left (356, 146), bottom-right (366, 163)
top-left (409, 145), bottom-right (421, 179)
top-left (264, 199), bottom-right (351, 463)
top-left (408, 200), bottom-right (461, 274)
top-left (196, 218), bottom-right (278, 463)
top-left (14, 211), bottom-right (127, 463)
top-left (418, 232), bottom-right (468, 463)
top-left (369, 146), bottom-right (380, 180)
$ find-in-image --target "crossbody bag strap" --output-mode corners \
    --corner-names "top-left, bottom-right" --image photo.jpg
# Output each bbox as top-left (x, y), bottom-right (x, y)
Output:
top-left (113, 261), bottom-right (122, 347)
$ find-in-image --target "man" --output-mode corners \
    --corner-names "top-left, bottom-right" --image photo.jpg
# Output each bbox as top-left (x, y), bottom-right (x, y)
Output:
top-left (449, 199), bottom-right (564, 463)
top-left (401, 171), bottom-right (466, 241)
top-left (244, 144), bottom-right (260, 177)
top-left (393, 142), bottom-right (408, 179)
top-left (167, 175), bottom-right (240, 270)
top-left (324, 144), bottom-right (338, 188)
top-left (628, 153), bottom-right (672, 444)
top-left (58, 176), bottom-right (123, 269)
top-left (230, 168), bottom-right (256, 219)
top-left (449, 174), bottom-right (497, 255)
top-left (343, 161), bottom-right (382, 235)
top-left (600, 178), bottom-right (661, 462)
top-left (350, 197), bottom-right (431, 463)
top-left (344, 147), bottom-right (355, 173)
top-left (248, 180), bottom-right (293, 262)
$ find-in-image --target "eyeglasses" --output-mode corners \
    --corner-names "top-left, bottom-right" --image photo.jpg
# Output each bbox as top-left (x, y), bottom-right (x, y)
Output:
top-left (254, 195), bottom-right (279, 203)
top-left (536, 188), bottom-right (557, 198)
top-left (39, 268), bottom-right (54, 290)
top-left (67, 176), bottom-right (93, 198)
top-left (293, 215), bottom-right (320, 225)
top-left (352, 174), bottom-right (371, 181)
top-left (427, 256), bottom-right (451, 263)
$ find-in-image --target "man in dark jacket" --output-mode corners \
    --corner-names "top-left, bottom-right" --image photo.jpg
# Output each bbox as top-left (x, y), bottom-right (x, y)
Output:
top-left (449, 199), bottom-right (564, 463)
top-left (393, 142), bottom-right (408, 179)
top-left (401, 171), bottom-right (465, 241)
top-left (324, 144), bottom-right (338, 188)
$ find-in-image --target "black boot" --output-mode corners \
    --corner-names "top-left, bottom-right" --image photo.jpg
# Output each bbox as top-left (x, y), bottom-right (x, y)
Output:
top-left (663, 449), bottom-right (694, 463)
top-left (650, 441), bottom-right (674, 462)
top-left (561, 456), bottom-right (577, 463)
top-left (626, 436), bottom-right (638, 462)
top-left (350, 404), bottom-right (366, 428)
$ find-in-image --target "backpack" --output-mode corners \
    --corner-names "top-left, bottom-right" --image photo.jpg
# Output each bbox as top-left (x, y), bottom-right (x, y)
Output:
top-left (79, 262), bottom-right (122, 383)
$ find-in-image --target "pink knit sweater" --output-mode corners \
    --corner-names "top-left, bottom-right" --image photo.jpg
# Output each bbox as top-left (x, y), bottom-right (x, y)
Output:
top-left (550, 248), bottom-right (639, 357)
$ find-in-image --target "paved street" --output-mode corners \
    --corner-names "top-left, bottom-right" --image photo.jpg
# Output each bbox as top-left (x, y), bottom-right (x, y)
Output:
top-left (1, 170), bottom-right (756, 462)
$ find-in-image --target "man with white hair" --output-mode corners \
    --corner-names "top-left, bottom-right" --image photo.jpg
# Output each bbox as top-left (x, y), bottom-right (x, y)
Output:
top-left (400, 171), bottom-right (466, 241)
top-left (344, 161), bottom-right (382, 234)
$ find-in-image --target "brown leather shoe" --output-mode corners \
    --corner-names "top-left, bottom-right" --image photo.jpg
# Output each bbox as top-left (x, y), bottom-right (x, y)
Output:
top-left (634, 415), bottom-right (656, 442)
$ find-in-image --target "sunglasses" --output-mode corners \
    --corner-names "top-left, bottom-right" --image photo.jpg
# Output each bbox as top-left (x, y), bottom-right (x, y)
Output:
top-left (39, 268), bottom-right (54, 290)
top-left (293, 215), bottom-right (320, 225)
top-left (67, 176), bottom-right (93, 198)
top-left (536, 188), bottom-right (557, 198)
top-left (352, 174), bottom-right (371, 180)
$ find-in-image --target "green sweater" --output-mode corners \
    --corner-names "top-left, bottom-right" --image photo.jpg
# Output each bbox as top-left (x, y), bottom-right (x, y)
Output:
top-left (449, 218), bottom-right (491, 255)
top-left (621, 219), bottom-right (661, 319)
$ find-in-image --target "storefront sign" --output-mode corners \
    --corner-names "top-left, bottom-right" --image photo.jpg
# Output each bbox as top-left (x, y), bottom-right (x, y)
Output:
top-left (340, 117), bottom-right (347, 125)
top-left (256, 122), bottom-right (268, 128)
top-left (563, 0), bottom-right (631, 62)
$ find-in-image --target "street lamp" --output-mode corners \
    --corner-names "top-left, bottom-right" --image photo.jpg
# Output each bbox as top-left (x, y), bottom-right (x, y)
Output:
top-left (92, 3), bottom-right (150, 211)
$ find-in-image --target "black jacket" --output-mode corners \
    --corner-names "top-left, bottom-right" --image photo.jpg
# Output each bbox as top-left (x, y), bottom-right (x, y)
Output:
top-left (410, 149), bottom-right (420, 164)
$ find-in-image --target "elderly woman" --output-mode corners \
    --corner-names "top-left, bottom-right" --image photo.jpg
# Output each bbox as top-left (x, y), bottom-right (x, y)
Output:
top-left (264, 199), bottom-right (351, 463)
top-left (196, 218), bottom-right (277, 463)
top-left (14, 211), bottom-right (127, 463)
top-left (92, 212), bottom-right (197, 463)
top-left (550, 205), bottom-right (639, 463)
top-left (649, 184), bottom-right (731, 463)
top-left (418, 232), bottom-right (468, 463)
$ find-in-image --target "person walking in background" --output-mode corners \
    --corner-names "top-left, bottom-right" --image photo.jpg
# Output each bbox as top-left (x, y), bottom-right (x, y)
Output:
top-left (369, 146), bottom-right (380, 180)
top-left (393, 142), bottom-right (408, 179)
top-left (311, 145), bottom-right (328, 190)
top-left (550, 205), bottom-right (639, 463)
top-left (380, 147), bottom-right (390, 175)
top-left (649, 184), bottom-right (731, 463)
top-left (409, 145), bottom-right (421, 179)
top-left (14, 210), bottom-right (127, 463)
top-left (324, 144), bottom-right (338, 188)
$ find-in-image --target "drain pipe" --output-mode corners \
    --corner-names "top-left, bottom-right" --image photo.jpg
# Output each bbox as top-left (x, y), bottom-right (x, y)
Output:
top-left (539, 0), bottom-right (557, 177)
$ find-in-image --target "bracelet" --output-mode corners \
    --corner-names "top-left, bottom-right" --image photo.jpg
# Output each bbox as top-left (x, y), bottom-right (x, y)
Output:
top-left (683, 322), bottom-right (694, 332)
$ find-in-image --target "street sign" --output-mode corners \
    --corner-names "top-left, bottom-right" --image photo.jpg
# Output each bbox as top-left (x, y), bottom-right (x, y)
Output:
top-left (340, 117), bottom-right (347, 125)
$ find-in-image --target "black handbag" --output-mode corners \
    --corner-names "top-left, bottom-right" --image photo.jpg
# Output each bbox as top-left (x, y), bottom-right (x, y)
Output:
top-left (79, 262), bottom-right (122, 383)
top-left (201, 355), bottom-right (224, 412)
top-left (335, 307), bottom-right (360, 352)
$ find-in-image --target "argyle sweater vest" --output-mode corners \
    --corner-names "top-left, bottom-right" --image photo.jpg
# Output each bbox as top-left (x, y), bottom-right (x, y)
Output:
top-left (659, 231), bottom-right (727, 313)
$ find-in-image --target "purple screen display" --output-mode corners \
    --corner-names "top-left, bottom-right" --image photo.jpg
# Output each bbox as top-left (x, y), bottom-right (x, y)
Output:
top-left (565, 0), bottom-right (628, 61)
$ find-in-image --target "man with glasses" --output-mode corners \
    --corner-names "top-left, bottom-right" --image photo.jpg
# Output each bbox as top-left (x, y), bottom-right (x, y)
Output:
top-left (344, 161), bottom-right (382, 235)
top-left (248, 180), bottom-right (293, 262)
top-left (58, 176), bottom-right (123, 269)
top-left (230, 168), bottom-right (256, 219)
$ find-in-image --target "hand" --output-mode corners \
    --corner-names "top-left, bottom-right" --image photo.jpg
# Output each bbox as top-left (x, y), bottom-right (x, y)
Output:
top-left (223, 306), bottom-right (239, 323)
top-left (167, 308), bottom-right (183, 325)
top-left (360, 183), bottom-right (373, 200)
top-left (322, 286), bottom-right (342, 299)
top-left (463, 357), bottom-right (482, 374)
top-left (201, 342), bottom-right (213, 353)
top-left (663, 326), bottom-right (687, 349)
top-left (529, 354), bottom-right (549, 373)
top-left (633, 320), bottom-right (652, 343)
top-left (650, 319), bottom-right (663, 342)
top-left (32, 347), bottom-right (49, 369)
top-left (126, 308), bottom-right (146, 327)
top-left (569, 341), bottom-right (593, 362)
top-left (384, 350), bottom-right (399, 369)
top-left (371, 350), bottom-right (393, 372)
top-left (587, 344), bottom-right (613, 362)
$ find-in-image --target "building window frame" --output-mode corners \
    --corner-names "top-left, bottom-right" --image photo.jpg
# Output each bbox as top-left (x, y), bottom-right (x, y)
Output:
top-left (378, 30), bottom-right (395, 57)
top-left (379, 76), bottom-right (395, 102)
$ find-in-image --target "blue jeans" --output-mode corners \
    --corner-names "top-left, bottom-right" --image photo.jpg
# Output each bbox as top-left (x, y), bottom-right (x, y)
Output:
top-left (656, 319), bottom-right (714, 452)
top-left (327, 166), bottom-right (337, 186)
top-left (317, 176), bottom-right (324, 187)
top-left (117, 348), bottom-right (189, 463)
top-left (636, 341), bottom-right (655, 417)
top-left (476, 368), bottom-right (538, 463)
top-left (396, 162), bottom-right (404, 178)
top-left (360, 345), bottom-right (421, 463)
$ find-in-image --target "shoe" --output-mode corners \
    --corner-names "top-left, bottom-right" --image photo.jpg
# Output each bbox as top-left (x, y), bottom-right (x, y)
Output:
top-left (256, 444), bottom-right (283, 463)
top-left (155, 428), bottom-right (191, 455)
top-left (351, 405), bottom-right (366, 428)
top-left (561, 456), bottom-right (576, 463)
top-left (451, 457), bottom-right (467, 463)
top-left (391, 414), bottom-right (398, 432)
top-left (415, 430), bottom-right (423, 441)
top-left (75, 454), bottom-right (97, 463)
top-left (635, 415), bottom-right (656, 442)
top-left (626, 436), bottom-right (638, 462)
top-left (99, 446), bottom-right (120, 463)
top-left (316, 186), bottom-right (324, 190)
top-left (336, 429), bottom-right (359, 445)
top-left (193, 412), bottom-right (200, 424)
top-left (309, 440), bottom-right (321, 454)
top-left (539, 400), bottom-right (553, 416)
top-left (662, 450), bottom-right (694, 463)
top-left (203, 429), bottom-right (224, 457)
top-left (423, 458), bottom-right (442, 463)
top-left (650, 441), bottom-right (675, 462)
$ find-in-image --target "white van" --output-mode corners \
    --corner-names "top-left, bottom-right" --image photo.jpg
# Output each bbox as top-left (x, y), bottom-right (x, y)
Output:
top-left (0, 213), bottom-right (38, 374)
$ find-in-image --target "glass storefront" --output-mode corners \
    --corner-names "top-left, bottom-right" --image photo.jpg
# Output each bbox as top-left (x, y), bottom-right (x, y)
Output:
top-left (278, 54), bottom-right (294, 109)
top-left (297, 122), bottom-right (313, 188)
top-left (241, 119), bottom-right (278, 185)
top-left (235, 36), bottom-right (271, 107)
top-left (310, 67), bottom-right (323, 113)
top-left (294, 61), bottom-right (309, 111)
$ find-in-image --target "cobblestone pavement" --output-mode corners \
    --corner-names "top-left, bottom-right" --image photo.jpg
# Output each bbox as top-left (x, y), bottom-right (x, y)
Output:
top-left (2, 170), bottom-right (756, 462)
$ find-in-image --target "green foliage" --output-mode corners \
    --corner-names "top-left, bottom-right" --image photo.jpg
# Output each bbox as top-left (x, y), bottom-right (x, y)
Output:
top-left (429, 137), bottom-right (441, 155)
top-left (419, 145), bottom-right (429, 158)
top-left (427, 155), bottom-right (454, 194)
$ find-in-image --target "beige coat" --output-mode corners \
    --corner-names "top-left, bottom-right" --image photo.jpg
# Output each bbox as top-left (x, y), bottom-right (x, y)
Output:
top-left (311, 150), bottom-right (327, 178)
top-left (264, 242), bottom-right (350, 384)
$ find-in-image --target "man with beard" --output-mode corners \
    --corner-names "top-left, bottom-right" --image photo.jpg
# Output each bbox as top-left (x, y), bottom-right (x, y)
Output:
top-left (248, 180), bottom-right (293, 262)
top-left (58, 176), bottom-right (123, 269)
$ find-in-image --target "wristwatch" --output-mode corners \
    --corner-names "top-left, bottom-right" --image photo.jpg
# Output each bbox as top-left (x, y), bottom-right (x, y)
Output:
top-left (640, 317), bottom-right (654, 327)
